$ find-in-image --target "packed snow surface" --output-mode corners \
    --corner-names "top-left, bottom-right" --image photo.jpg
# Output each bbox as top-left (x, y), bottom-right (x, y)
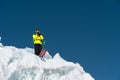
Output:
top-left (0, 43), bottom-right (94, 80)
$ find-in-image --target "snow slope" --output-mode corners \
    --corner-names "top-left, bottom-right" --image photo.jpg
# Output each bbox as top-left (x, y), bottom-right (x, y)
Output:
top-left (0, 43), bottom-right (94, 80)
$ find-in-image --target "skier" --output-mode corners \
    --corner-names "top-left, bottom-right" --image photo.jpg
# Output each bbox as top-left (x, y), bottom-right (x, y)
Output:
top-left (32, 29), bottom-right (44, 56)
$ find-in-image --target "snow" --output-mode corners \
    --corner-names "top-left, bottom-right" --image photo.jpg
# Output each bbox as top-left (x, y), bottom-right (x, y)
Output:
top-left (0, 42), bottom-right (94, 80)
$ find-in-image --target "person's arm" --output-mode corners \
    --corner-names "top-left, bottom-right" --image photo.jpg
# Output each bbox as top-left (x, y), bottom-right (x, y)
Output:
top-left (40, 35), bottom-right (46, 46)
top-left (32, 34), bottom-right (36, 41)
top-left (40, 35), bottom-right (44, 40)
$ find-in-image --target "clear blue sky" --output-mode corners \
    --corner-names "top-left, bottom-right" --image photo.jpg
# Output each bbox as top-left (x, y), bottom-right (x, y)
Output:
top-left (0, 0), bottom-right (120, 80)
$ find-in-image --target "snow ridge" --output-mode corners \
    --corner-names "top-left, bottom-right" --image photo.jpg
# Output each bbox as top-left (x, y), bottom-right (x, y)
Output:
top-left (0, 43), bottom-right (94, 80)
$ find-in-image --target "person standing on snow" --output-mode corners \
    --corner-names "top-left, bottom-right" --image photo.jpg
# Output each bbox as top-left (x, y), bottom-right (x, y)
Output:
top-left (32, 29), bottom-right (44, 56)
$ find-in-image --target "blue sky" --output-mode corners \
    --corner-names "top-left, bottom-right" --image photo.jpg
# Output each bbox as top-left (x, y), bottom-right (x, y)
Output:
top-left (0, 0), bottom-right (120, 80)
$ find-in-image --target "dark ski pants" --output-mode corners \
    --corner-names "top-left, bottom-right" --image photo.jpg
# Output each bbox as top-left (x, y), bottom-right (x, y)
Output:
top-left (34, 44), bottom-right (42, 56)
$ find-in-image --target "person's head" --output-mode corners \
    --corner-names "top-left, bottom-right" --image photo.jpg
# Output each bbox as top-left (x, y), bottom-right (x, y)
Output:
top-left (35, 28), bottom-right (41, 36)
top-left (35, 29), bottom-right (40, 33)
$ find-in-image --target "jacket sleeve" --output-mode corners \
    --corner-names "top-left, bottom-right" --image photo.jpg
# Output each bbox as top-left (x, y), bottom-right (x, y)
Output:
top-left (40, 35), bottom-right (44, 40)
top-left (32, 34), bottom-right (36, 41)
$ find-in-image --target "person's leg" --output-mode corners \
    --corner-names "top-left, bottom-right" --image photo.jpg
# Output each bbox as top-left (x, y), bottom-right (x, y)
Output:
top-left (38, 44), bottom-right (42, 54)
top-left (34, 44), bottom-right (39, 55)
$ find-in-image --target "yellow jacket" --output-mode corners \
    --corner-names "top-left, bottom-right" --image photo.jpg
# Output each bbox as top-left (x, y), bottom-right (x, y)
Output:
top-left (32, 34), bottom-right (44, 44)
